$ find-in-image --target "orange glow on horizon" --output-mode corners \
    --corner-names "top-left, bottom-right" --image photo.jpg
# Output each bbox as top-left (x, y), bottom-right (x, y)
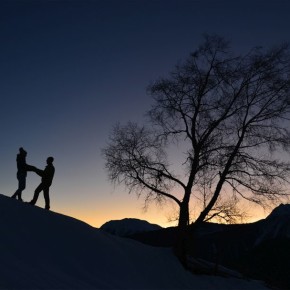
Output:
top-left (54, 201), bottom-right (272, 229)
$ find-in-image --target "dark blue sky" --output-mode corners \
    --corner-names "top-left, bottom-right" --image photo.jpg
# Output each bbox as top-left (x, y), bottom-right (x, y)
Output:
top-left (1, 0), bottom-right (290, 227)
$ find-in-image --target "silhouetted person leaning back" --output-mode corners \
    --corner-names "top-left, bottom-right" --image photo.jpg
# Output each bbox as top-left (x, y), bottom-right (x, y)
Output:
top-left (11, 147), bottom-right (34, 201)
top-left (29, 157), bottom-right (55, 210)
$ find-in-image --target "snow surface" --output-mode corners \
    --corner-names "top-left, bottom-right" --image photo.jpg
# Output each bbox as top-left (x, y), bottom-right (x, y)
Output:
top-left (0, 194), bottom-right (269, 289)
top-left (100, 217), bottom-right (162, 237)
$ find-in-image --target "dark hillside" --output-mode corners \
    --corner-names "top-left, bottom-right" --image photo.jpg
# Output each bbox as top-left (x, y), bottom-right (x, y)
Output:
top-left (128, 204), bottom-right (290, 289)
top-left (241, 238), bottom-right (290, 289)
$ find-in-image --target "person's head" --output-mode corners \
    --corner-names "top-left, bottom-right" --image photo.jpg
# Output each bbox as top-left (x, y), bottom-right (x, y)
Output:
top-left (19, 147), bottom-right (27, 156)
top-left (46, 156), bottom-right (54, 164)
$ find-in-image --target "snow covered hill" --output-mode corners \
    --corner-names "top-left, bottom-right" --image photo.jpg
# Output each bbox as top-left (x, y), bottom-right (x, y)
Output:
top-left (100, 217), bottom-right (162, 237)
top-left (0, 194), bottom-right (269, 289)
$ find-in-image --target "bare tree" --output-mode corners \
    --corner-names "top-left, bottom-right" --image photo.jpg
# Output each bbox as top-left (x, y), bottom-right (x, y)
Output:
top-left (103, 35), bottom-right (290, 229)
top-left (203, 196), bottom-right (249, 224)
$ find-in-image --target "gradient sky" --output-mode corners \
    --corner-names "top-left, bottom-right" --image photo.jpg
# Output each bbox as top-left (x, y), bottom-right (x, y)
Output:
top-left (1, 0), bottom-right (290, 228)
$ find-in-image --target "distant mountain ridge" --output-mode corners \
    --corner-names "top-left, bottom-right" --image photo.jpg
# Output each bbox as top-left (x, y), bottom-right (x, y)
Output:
top-left (125, 204), bottom-right (290, 245)
top-left (268, 203), bottom-right (290, 217)
top-left (254, 203), bottom-right (290, 244)
top-left (100, 218), bottom-right (162, 237)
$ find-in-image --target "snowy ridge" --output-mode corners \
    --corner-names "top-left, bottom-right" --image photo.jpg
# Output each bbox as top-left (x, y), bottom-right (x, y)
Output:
top-left (0, 194), bottom-right (269, 289)
top-left (255, 203), bottom-right (290, 245)
top-left (100, 217), bottom-right (162, 237)
top-left (267, 203), bottom-right (290, 218)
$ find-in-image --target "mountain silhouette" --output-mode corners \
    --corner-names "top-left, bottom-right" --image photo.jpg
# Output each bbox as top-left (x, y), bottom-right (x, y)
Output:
top-left (100, 218), bottom-right (162, 237)
top-left (127, 204), bottom-right (290, 289)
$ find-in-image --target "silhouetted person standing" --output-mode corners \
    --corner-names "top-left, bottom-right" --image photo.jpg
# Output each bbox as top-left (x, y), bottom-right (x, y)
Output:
top-left (11, 147), bottom-right (29, 201)
top-left (29, 157), bottom-right (55, 210)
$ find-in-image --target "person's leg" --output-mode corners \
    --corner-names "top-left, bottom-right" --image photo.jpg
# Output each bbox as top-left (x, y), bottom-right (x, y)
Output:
top-left (17, 178), bottom-right (26, 201)
top-left (43, 187), bottom-right (50, 210)
top-left (11, 176), bottom-right (25, 201)
top-left (11, 187), bottom-right (19, 198)
top-left (30, 183), bottom-right (43, 205)
top-left (11, 191), bottom-right (18, 198)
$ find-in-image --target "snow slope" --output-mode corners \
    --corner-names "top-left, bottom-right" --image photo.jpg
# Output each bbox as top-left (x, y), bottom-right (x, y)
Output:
top-left (0, 194), bottom-right (269, 289)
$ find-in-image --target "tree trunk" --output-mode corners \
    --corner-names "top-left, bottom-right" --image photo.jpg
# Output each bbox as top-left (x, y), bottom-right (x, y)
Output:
top-left (194, 181), bottom-right (222, 226)
top-left (174, 191), bottom-right (191, 268)
top-left (195, 130), bottom-right (246, 226)
top-left (178, 196), bottom-right (190, 228)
